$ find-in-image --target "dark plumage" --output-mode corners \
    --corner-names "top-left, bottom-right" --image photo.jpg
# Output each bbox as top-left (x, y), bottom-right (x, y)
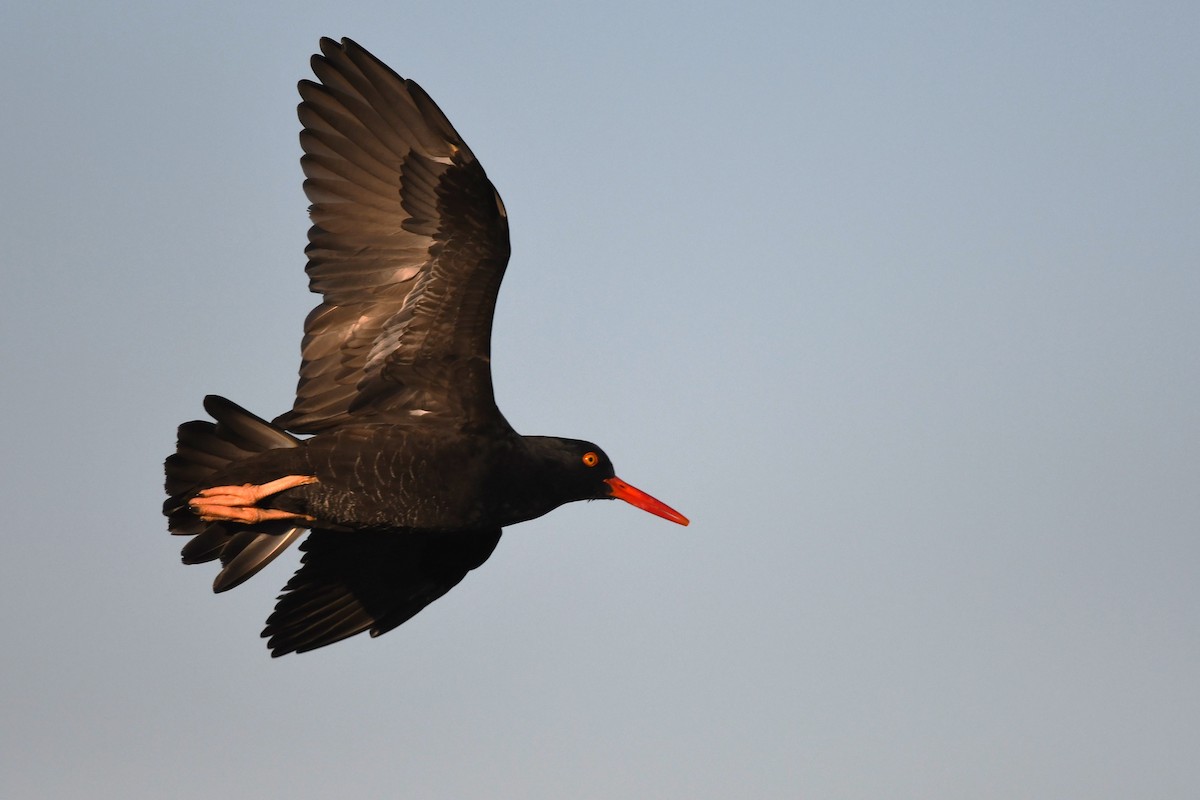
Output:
top-left (163, 38), bottom-right (687, 657)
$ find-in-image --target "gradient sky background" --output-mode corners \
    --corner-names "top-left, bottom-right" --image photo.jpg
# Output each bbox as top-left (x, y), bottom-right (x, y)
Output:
top-left (3, 1), bottom-right (1198, 797)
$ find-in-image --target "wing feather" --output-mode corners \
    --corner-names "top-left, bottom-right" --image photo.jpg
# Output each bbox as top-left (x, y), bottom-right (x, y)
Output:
top-left (275, 38), bottom-right (511, 434)
top-left (262, 528), bottom-right (502, 656)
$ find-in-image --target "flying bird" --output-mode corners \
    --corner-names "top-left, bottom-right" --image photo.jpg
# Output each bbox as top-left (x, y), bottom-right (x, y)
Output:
top-left (163, 38), bottom-right (688, 657)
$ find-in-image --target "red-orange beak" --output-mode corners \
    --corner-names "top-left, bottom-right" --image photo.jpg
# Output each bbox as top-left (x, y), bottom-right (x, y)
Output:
top-left (605, 477), bottom-right (689, 526)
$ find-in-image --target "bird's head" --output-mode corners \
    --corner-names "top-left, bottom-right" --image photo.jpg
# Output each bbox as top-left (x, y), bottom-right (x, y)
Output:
top-left (524, 437), bottom-right (689, 526)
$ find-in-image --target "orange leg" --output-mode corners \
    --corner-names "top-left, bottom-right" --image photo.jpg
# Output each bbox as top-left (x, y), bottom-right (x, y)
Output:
top-left (190, 475), bottom-right (318, 524)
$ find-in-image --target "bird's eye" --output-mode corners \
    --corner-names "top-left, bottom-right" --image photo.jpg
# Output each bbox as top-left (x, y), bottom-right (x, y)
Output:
top-left (581, 452), bottom-right (599, 467)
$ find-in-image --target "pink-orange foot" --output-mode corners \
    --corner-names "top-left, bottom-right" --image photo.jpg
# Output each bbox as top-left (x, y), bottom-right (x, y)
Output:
top-left (189, 475), bottom-right (318, 524)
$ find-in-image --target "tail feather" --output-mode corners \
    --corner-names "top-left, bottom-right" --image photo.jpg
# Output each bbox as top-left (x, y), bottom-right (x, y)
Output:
top-left (164, 395), bottom-right (307, 592)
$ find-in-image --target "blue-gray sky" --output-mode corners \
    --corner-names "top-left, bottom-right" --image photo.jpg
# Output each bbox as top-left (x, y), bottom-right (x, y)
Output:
top-left (3, 1), bottom-right (1198, 797)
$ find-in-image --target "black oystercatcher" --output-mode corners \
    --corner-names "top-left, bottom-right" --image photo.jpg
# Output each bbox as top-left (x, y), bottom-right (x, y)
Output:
top-left (163, 38), bottom-right (688, 656)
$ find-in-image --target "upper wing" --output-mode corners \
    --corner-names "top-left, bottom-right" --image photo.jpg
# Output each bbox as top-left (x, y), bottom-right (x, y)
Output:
top-left (261, 527), bottom-right (502, 656)
top-left (275, 38), bottom-right (511, 434)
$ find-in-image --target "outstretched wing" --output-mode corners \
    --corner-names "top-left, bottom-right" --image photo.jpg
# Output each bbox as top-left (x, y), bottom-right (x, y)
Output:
top-left (275, 38), bottom-right (511, 434)
top-left (261, 528), bottom-right (502, 656)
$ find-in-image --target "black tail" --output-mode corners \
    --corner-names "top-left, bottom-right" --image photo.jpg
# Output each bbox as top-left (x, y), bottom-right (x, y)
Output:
top-left (164, 395), bottom-right (307, 593)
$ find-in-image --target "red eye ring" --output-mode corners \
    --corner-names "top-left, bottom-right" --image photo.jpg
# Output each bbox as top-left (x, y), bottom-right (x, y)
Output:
top-left (582, 452), bottom-right (599, 467)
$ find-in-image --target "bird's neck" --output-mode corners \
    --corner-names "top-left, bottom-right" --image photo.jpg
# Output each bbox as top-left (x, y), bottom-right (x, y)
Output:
top-left (486, 436), bottom-right (582, 526)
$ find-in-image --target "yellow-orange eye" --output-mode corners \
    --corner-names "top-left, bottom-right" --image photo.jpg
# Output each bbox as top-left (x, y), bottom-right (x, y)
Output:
top-left (582, 452), bottom-right (599, 467)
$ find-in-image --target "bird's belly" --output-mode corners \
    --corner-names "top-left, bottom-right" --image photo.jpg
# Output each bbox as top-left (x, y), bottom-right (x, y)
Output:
top-left (296, 427), bottom-right (496, 531)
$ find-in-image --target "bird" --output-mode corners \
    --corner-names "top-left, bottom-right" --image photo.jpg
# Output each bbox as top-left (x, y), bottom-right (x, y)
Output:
top-left (163, 37), bottom-right (688, 657)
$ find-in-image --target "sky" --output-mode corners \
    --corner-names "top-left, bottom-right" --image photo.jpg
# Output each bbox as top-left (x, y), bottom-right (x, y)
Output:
top-left (3, 1), bottom-right (1198, 797)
